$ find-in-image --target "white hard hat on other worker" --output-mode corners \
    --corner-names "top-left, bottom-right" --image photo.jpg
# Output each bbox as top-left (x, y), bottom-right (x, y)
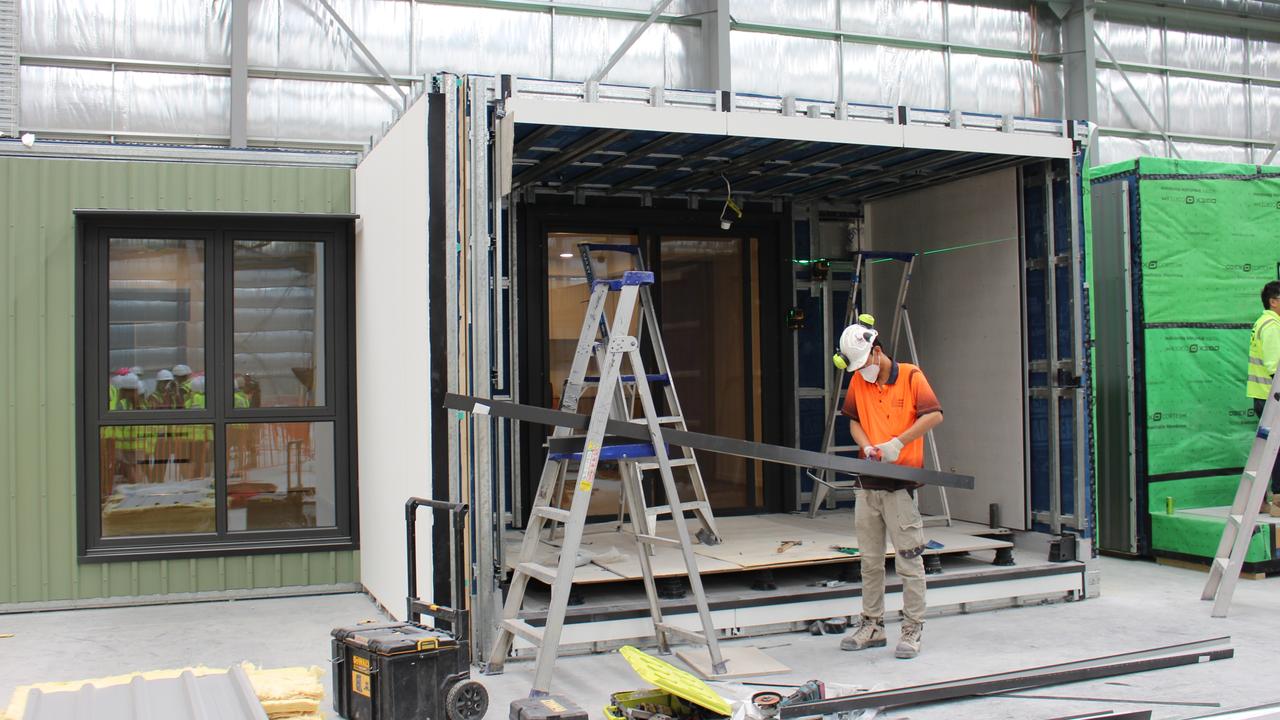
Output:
top-left (156, 369), bottom-right (175, 382)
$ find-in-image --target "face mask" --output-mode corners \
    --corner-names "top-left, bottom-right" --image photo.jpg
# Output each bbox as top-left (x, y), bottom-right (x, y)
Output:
top-left (859, 362), bottom-right (879, 382)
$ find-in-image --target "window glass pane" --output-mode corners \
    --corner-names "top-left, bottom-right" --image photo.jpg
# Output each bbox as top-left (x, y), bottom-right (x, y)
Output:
top-left (227, 422), bottom-right (336, 531)
top-left (233, 241), bottom-right (325, 408)
top-left (98, 424), bottom-right (214, 537)
top-left (108, 239), bottom-right (206, 412)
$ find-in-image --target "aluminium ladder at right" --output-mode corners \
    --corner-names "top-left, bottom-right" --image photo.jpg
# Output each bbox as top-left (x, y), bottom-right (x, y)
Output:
top-left (806, 250), bottom-right (951, 526)
top-left (1202, 370), bottom-right (1280, 617)
top-left (483, 268), bottom-right (726, 695)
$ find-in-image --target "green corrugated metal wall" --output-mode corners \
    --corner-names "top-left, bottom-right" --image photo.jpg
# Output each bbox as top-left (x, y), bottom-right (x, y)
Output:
top-left (0, 155), bottom-right (360, 605)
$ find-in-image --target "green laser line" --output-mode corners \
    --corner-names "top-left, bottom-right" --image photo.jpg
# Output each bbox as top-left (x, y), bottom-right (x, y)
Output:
top-left (791, 235), bottom-right (1018, 268)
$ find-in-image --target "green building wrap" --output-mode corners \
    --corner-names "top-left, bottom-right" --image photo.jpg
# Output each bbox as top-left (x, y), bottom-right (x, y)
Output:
top-left (1089, 158), bottom-right (1280, 564)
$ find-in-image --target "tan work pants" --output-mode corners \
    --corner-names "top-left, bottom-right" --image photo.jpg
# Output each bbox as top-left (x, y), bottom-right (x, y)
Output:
top-left (855, 488), bottom-right (927, 626)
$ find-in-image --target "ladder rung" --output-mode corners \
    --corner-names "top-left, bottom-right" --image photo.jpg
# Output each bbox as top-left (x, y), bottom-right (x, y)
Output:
top-left (582, 373), bottom-right (671, 385)
top-left (636, 458), bottom-right (697, 471)
top-left (501, 619), bottom-right (545, 645)
top-left (654, 622), bottom-right (710, 646)
top-left (636, 534), bottom-right (680, 547)
top-left (515, 562), bottom-right (560, 585)
top-left (531, 507), bottom-right (572, 524)
top-left (654, 416), bottom-right (683, 425)
top-left (646, 500), bottom-right (711, 517)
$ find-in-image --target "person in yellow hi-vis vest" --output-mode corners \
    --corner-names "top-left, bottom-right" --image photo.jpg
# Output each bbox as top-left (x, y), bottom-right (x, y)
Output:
top-left (1248, 281), bottom-right (1280, 516)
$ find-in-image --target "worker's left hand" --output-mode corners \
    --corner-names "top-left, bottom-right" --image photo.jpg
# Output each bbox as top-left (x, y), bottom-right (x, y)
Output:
top-left (875, 437), bottom-right (904, 463)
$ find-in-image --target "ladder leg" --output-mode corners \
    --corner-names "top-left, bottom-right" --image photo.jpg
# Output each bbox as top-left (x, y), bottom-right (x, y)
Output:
top-left (622, 469), bottom-right (671, 654)
top-left (627, 346), bottom-right (725, 674)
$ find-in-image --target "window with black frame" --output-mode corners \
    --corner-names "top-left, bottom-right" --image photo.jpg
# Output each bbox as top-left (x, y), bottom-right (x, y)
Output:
top-left (76, 213), bottom-right (356, 560)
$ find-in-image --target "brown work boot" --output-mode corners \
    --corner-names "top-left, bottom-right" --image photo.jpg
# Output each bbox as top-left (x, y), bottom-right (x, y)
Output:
top-left (895, 621), bottom-right (923, 659)
top-left (840, 616), bottom-right (885, 651)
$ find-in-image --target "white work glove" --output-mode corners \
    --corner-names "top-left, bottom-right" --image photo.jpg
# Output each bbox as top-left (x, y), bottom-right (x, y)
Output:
top-left (875, 437), bottom-right (904, 463)
top-left (862, 445), bottom-right (882, 462)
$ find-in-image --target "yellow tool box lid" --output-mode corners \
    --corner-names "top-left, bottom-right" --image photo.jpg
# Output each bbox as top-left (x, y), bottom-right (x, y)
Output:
top-left (618, 646), bottom-right (733, 717)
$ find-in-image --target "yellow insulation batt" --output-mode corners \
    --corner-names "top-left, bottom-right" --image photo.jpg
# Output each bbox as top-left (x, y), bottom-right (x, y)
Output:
top-left (3, 663), bottom-right (324, 720)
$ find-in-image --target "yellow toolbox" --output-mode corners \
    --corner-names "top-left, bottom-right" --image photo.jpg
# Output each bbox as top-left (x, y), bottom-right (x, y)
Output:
top-left (603, 646), bottom-right (733, 720)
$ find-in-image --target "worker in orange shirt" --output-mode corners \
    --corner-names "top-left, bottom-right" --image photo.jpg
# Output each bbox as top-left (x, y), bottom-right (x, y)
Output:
top-left (834, 321), bottom-right (943, 660)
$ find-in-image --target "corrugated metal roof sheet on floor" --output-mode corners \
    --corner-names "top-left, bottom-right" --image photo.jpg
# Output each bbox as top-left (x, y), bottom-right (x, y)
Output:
top-left (19, 666), bottom-right (267, 720)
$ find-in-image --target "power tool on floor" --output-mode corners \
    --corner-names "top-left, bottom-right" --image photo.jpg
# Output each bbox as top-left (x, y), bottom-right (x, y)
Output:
top-left (779, 679), bottom-right (825, 708)
top-left (331, 497), bottom-right (488, 720)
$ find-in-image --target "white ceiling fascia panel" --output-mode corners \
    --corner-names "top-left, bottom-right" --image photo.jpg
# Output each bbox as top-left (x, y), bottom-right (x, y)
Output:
top-left (903, 125), bottom-right (1073, 158)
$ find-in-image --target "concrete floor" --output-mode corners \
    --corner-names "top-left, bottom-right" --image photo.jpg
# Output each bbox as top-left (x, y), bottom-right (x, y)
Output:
top-left (0, 556), bottom-right (1276, 719)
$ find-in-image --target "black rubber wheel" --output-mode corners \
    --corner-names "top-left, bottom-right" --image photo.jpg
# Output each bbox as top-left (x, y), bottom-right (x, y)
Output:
top-left (446, 680), bottom-right (489, 720)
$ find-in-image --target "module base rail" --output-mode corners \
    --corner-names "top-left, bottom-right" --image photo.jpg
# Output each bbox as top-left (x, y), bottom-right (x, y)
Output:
top-left (445, 393), bottom-right (974, 491)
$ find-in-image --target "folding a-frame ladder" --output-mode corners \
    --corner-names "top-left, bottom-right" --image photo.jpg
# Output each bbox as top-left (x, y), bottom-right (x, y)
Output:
top-left (484, 260), bottom-right (725, 695)
top-left (806, 251), bottom-right (951, 526)
top-left (1202, 371), bottom-right (1280, 617)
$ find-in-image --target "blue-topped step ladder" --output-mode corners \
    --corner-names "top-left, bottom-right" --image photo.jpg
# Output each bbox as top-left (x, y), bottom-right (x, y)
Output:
top-left (483, 245), bottom-right (725, 695)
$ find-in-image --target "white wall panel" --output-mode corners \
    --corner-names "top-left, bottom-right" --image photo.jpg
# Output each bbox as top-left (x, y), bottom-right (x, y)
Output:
top-left (865, 169), bottom-right (1027, 530)
top-left (1094, 16), bottom-right (1162, 65)
top-left (1166, 24), bottom-right (1244, 75)
top-left (355, 96), bottom-right (431, 617)
top-left (952, 54), bottom-right (1061, 118)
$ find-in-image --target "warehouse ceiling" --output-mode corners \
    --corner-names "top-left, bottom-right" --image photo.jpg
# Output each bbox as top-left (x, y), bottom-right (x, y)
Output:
top-left (511, 124), bottom-right (1035, 204)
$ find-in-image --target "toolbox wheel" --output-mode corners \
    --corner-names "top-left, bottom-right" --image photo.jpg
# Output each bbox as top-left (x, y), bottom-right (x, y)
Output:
top-left (445, 680), bottom-right (489, 720)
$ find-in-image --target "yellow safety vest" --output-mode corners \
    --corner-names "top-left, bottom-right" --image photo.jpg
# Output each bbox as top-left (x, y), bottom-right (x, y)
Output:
top-left (1248, 309), bottom-right (1280, 400)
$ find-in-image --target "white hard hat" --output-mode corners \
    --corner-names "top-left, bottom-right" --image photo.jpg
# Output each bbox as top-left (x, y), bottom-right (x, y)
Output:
top-left (119, 374), bottom-right (140, 391)
top-left (172, 364), bottom-right (192, 377)
top-left (130, 366), bottom-right (143, 376)
top-left (156, 369), bottom-right (174, 382)
top-left (835, 323), bottom-right (878, 371)
top-left (191, 376), bottom-right (205, 393)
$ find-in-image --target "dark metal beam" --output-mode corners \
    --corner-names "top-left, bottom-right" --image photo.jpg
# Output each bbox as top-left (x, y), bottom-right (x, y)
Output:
top-left (782, 640), bottom-right (1234, 717)
top-left (808, 151), bottom-right (970, 201)
top-left (733, 143), bottom-right (874, 191)
top-left (513, 129), bottom-right (628, 187)
top-left (514, 124), bottom-right (559, 155)
top-left (605, 136), bottom-right (747, 194)
top-left (753, 147), bottom-right (912, 197)
top-left (649, 139), bottom-right (808, 194)
top-left (444, 393), bottom-right (976, 489)
top-left (855, 155), bottom-right (1027, 202)
top-left (564, 133), bottom-right (690, 189)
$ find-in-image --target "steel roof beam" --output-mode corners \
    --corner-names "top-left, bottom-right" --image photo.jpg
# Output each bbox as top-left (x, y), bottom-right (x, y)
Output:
top-left (514, 124), bottom-right (560, 155)
top-left (514, 128), bottom-right (629, 187)
top-left (564, 133), bottom-right (690, 190)
top-left (761, 147), bottom-right (914, 198)
top-left (806, 151), bottom-right (970, 201)
top-left (856, 155), bottom-right (1028, 201)
top-left (733, 143), bottom-right (873, 190)
top-left (648, 139), bottom-right (808, 194)
top-left (605, 136), bottom-right (747, 194)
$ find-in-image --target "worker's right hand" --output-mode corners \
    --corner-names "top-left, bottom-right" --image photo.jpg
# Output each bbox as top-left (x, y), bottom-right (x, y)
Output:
top-left (861, 445), bottom-right (883, 462)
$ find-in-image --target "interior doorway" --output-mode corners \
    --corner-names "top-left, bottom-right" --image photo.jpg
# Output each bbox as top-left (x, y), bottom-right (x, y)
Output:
top-left (518, 205), bottom-right (789, 526)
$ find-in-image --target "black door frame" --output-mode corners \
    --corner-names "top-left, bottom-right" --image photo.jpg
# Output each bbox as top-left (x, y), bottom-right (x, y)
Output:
top-left (516, 198), bottom-right (794, 526)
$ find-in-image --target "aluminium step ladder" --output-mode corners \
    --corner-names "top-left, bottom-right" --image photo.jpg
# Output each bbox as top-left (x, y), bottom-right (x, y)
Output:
top-left (1202, 371), bottom-right (1280, 617)
top-left (484, 268), bottom-right (726, 695)
top-left (563, 243), bottom-right (719, 544)
top-left (806, 251), bottom-right (951, 526)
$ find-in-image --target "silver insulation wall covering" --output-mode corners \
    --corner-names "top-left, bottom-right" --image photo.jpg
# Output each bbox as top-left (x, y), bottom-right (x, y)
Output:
top-left (1093, 13), bottom-right (1278, 164)
top-left (10, 0), bottom-right (1279, 165)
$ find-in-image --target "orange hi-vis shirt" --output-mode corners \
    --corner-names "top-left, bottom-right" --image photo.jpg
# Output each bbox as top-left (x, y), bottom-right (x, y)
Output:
top-left (841, 361), bottom-right (942, 489)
